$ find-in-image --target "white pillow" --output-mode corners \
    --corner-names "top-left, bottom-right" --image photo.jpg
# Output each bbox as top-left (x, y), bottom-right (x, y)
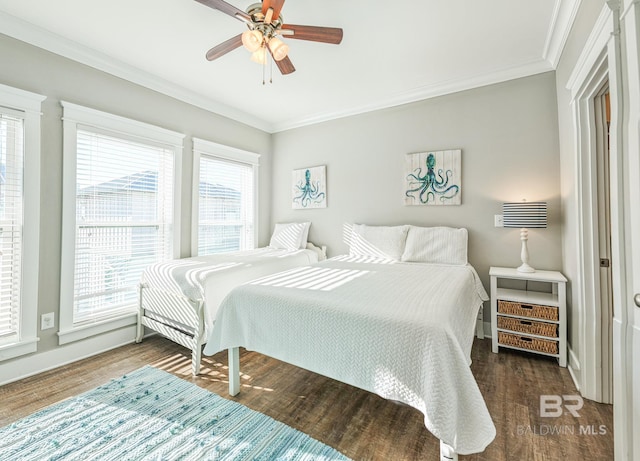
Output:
top-left (401, 226), bottom-right (468, 265)
top-left (349, 224), bottom-right (409, 261)
top-left (269, 222), bottom-right (311, 250)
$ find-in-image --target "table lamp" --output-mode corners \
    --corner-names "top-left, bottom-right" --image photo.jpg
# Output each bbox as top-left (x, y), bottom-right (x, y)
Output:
top-left (502, 201), bottom-right (547, 273)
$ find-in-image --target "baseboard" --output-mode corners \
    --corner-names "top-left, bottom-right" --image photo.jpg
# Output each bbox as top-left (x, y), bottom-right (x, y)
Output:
top-left (567, 343), bottom-right (581, 391)
top-left (0, 326), bottom-right (140, 386)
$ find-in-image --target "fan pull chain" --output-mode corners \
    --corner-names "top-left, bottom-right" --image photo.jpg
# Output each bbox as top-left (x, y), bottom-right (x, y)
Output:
top-left (258, 42), bottom-right (274, 85)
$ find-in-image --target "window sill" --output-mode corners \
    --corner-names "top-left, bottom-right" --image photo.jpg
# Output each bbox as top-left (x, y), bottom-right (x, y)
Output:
top-left (58, 313), bottom-right (137, 345)
top-left (0, 337), bottom-right (39, 361)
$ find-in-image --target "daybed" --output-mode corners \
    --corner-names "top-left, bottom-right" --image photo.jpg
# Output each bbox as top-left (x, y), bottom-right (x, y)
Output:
top-left (136, 222), bottom-right (324, 374)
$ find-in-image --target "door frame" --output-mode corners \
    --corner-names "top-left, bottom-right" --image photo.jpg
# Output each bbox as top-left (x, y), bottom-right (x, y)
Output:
top-left (567, 15), bottom-right (622, 404)
top-left (567, 2), bottom-right (634, 458)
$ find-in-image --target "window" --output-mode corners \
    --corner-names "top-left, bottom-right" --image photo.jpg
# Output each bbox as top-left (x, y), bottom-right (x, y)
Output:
top-left (192, 138), bottom-right (259, 256)
top-left (0, 84), bottom-right (44, 361)
top-left (60, 102), bottom-right (183, 344)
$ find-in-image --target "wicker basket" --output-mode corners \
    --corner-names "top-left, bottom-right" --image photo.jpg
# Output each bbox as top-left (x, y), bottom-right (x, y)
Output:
top-left (498, 331), bottom-right (559, 354)
top-left (497, 300), bottom-right (559, 321)
top-left (497, 316), bottom-right (558, 337)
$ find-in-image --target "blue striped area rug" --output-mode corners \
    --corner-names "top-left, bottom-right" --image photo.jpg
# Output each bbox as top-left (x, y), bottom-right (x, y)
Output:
top-left (0, 366), bottom-right (351, 460)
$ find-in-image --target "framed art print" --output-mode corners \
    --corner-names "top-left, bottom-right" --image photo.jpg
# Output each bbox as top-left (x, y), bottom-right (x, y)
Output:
top-left (292, 165), bottom-right (326, 209)
top-left (404, 149), bottom-right (461, 206)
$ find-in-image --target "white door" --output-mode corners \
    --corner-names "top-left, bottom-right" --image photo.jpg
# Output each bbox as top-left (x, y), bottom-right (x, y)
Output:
top-left (629, 237), bottom-right (640, 459)
top-left (623, 118), bottom-right (640, 460)
top-left (620, 2), bottom-right (640, 459)
top-left (625, 91), bottom-right (640, 461)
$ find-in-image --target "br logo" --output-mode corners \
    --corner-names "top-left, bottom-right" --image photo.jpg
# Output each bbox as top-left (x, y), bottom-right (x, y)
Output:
top-left (540, 395), bottom-right (584, 417)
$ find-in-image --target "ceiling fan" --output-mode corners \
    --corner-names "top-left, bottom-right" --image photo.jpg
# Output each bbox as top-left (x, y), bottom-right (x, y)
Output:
top-left (195, 0), bottom-right (343, 75)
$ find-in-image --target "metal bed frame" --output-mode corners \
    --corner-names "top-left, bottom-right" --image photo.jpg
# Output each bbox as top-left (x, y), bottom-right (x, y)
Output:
top-left (136, 285), bottom-right (206, 375)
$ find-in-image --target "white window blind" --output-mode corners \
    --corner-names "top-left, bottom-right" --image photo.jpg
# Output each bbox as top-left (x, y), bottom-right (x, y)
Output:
top-left (0, 113), bottom-right (24, 345)
top-left (0, 84), bottom-right (44, 359)
top-left (198, 156), bottom-right (255, 255)
top-left (73, 128), bottom-right (174, 324)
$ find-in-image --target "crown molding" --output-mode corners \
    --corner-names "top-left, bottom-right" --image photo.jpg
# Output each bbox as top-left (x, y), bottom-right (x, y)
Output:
top-left (0, 11), bottom-right (274, 133)
top-left (543, 0), bottom-right (583, 68)
top-left (271, 59), bottom-right (554, 133)
top-left (0, 8), bottom-right (565, 135)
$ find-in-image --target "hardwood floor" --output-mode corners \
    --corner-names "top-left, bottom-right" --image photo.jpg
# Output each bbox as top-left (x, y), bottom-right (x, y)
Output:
top-left (0, 336), bottom-right (613, 460)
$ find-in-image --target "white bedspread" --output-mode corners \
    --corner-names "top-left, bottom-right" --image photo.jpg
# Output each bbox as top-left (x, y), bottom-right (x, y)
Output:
top-left (140, 248), bottom-right (317, 334)
top-left (204, 256), bottom-right (496, 455)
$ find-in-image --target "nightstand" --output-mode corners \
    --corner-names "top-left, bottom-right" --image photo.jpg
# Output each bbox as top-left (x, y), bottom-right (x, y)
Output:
top-left (490, 267), bottom-right (567, 367)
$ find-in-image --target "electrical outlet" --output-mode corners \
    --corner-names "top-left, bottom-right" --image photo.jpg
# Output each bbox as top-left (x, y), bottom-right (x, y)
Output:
top-left (41, 312), bottom-right (55, 330)
top-left (494, 214), bottom-right (504, 227)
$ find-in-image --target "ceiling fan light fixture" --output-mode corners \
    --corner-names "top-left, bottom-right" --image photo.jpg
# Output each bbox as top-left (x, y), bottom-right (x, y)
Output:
top-left (241, 29), bottom-right (263, 52)
top-left (199, 0), bottom-right (343, 76)
top-left (268, 37), bottom-right (289, 61)
top-left (250, 46), bottom-right (266, 64)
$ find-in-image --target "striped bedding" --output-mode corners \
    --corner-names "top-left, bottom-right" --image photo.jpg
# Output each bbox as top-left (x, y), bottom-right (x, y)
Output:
top-left (140, 248), bottom-right (318, 335)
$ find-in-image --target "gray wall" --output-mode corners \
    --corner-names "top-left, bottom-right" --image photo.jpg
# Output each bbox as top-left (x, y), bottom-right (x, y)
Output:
top-left (271, 72), bottom-right (563, 321)
top-left (0, 33), bottom-right (271, 356)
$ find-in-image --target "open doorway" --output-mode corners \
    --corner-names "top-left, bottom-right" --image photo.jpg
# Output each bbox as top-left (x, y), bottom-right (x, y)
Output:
top-left (571, 52), bottom-right (615, 405)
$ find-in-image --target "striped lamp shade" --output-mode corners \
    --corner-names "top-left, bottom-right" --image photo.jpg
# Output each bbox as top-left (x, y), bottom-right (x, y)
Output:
top-left (502, 201), bottom-right (547, 228)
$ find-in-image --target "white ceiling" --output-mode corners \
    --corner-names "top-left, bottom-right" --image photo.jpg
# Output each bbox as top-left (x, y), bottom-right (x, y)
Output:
top-left (0, 0), bottom-right (578, 133)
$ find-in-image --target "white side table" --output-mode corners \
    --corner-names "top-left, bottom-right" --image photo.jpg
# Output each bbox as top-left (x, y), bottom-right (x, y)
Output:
top-left (490, 267), bottom-right (567, 367)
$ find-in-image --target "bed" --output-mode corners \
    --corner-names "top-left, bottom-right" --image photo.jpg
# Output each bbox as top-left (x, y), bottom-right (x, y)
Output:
top-left (136, 222), bottom-right (324, 375)
top-left (203, 224), bottom-right (496, 460)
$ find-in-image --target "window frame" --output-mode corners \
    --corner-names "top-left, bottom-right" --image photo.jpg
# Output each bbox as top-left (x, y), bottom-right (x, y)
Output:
top-left (191, 138), bottom-right (260, 257)
top-left (59, 101), bottom-right (184, 345)
top-left (0, 83), bottom-right (45, 361)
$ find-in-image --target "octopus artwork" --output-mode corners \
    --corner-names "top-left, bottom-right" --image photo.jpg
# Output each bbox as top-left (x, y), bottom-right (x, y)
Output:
top-left (405, 151), bottom-right (460, 205)
top-left (293, 167), bottom-right (326, 209)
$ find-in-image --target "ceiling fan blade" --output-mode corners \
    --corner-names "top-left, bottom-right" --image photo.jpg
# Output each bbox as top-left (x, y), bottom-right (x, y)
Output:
top-left (280, 24), bottom-right (343, 44)
top-left (205, 34), bottom-right (243, 61)
top-left (262, 0), bottom-right (285, 21)
top-left (266, 45), bottom-right (295, 74)
top-left (275, 55), bottom-right (296, 75)
top-left (195, 0), bottom-right (251, 23)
